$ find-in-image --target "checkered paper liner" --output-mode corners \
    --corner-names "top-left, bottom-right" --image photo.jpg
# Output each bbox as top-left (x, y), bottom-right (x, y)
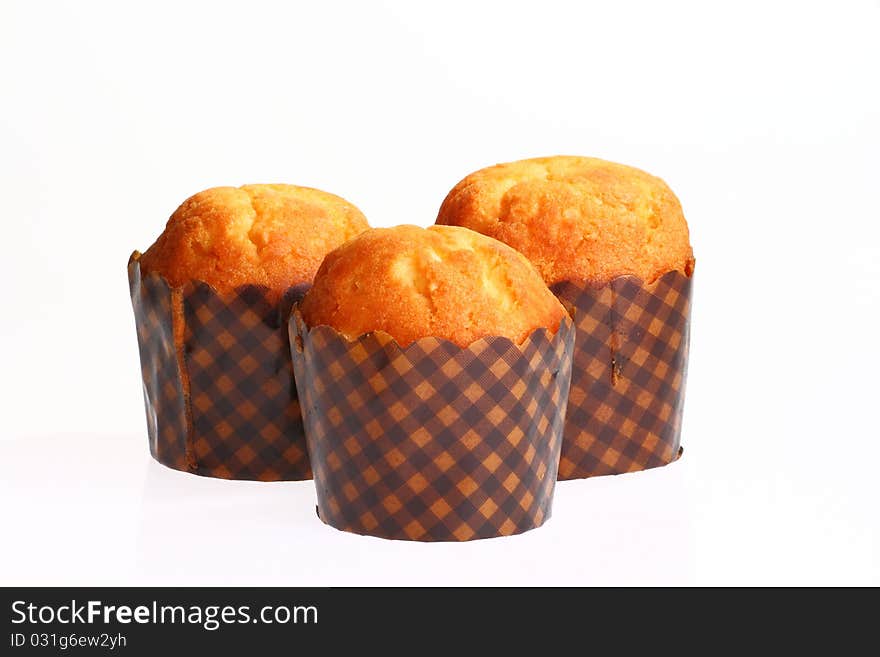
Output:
top-left (128, 252), bottom-right (311, 481)
top-left (550, 269), bottom-right (692, 480)
top-left (289, 311), bottom-right (575, 541)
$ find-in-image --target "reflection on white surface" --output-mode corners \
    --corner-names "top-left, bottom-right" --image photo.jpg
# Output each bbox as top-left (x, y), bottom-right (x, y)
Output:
top-left (0, 433), bottom-right (698, 586)
top-left (135, 457), bottom-right (322, 585)
top-left (1, 431), bottom-right (877, 585)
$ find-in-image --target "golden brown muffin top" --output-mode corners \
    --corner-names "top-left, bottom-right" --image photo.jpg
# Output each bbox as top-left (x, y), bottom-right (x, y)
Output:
top-left (140, 184), bottom-right (369, 299)
top-left (299, 225), bottom-right (567, 347)
top-left (436, 156), bottom-right (693, 285)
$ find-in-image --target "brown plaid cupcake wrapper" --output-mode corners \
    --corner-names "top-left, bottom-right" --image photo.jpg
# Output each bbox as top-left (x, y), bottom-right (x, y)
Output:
top-left (289, 311), bottom-right (575, 541)
top-left (550, 269), bottom-right (692, 480)
top-left (128, 252), bottom-right (312, 481)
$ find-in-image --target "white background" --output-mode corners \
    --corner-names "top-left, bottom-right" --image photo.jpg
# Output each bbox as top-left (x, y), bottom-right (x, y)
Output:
top-left (1, 0), bottom-right (877, 585)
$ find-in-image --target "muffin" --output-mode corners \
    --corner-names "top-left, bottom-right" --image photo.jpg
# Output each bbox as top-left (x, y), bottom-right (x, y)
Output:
top-left (436, 156), bottom-right (693, 284)
top-left (129, 184), bottom-right (369, 481)
top-left (436, 156), bottom-right (694, 479)
top-left (290, 225), bottom-right (575, 541)
top-left (140, 184), bottom-right (369, 299)
top-left (299, 224), bottom-right (565, 347)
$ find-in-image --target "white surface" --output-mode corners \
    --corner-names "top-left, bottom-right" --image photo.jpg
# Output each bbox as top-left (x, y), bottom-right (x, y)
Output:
top-left (1, 0), bottom-right (878, 585)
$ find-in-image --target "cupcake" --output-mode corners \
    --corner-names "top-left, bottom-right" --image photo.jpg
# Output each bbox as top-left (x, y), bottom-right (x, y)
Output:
top-left (290, 225), bottom-right (575, 540)
top-left (129, 184), bottom-right (369, 480)
top-left (437, 156), bottom-right (694, 479)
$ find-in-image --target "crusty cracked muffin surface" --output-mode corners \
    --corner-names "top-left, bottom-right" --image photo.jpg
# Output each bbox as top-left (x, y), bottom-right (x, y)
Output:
top-left (140, 184), bottom-right (369, 299)
top-left (436, 156), bottom-right (693, 285)
top-left (299, 225), bottom-right (566, 347)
